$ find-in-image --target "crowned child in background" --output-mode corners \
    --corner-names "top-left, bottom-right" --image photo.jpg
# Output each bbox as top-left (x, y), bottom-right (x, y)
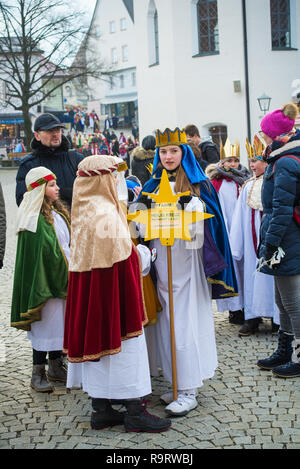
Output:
top-left (206, 140), bottom-right (250, 325)
top-left (229, 136), bottom-right (279, 337)
top-left (11, 167), bottom-right (70, 392)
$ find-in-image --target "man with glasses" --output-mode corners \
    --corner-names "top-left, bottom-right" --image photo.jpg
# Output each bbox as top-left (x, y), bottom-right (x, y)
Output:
top-left (16, 113), bottom-right (83, 207)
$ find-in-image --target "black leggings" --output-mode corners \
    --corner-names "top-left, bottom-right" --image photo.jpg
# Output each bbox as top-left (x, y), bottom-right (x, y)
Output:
top-left (32, 349), bottom-right (62, 365)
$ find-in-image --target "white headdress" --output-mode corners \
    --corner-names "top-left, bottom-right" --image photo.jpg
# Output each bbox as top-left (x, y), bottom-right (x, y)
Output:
top-left (16, 167), bottom-right (56, 234)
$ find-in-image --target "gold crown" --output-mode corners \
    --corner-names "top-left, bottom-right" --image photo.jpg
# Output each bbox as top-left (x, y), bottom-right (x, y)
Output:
top-left (220, 138), bottom-right (240, 160)
top-left (155, 127), bottom-right (187, 148)
top-left (246, 135), bottom-right (266, 159)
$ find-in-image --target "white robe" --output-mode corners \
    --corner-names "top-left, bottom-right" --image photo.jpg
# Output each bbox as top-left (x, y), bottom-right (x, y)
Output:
top-left (145, 192), bottom-right (218, 391)
top-left (27, 211), bottom-right (70, 351)
top-left (229, 178), bottom-right (279, 323)
top-left (215, 179), bottom-right (244, 312)
top-left (66, 244), bottom-right (153, 399)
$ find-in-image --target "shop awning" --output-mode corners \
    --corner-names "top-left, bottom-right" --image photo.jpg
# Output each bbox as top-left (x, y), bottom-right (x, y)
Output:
top-left (100, 93), bottom-right (137, 106)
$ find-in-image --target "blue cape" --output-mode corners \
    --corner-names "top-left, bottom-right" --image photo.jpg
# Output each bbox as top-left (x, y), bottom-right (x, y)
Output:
top-left (140, 144), bottom-right (238, 299)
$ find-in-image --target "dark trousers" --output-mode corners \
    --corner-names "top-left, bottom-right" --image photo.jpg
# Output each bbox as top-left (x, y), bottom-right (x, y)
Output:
top-left (32, 349), bottom-right (62, 365)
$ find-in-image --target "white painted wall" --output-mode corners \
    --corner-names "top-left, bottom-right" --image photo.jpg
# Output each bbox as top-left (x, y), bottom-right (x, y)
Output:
top-left (87, 0), bottom-right (137, 113)
top-left (134, 0), bottom-right (300, 163)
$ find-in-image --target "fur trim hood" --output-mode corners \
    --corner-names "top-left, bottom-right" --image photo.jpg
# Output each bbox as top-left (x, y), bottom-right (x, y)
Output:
top-left (205, 163), bottom-right (220, 180)
top-left (131, 146), bottom-right (155, 161)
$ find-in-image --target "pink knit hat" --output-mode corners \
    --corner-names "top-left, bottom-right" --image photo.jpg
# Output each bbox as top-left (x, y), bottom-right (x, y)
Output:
top-left (260, 103), bottom-right (298, 139)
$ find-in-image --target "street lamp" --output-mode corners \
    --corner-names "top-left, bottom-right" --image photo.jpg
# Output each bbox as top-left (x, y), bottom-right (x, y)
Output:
top-left (257, 93), bottom-right (272, 115)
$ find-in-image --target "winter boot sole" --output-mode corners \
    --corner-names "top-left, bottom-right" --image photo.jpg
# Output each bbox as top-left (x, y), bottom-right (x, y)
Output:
top-left (125, 424), bottom-right (171, 433)
top-left (30, 383), bottom-right (53, 393)
top-left (47, 375), bottom-right (67, 383)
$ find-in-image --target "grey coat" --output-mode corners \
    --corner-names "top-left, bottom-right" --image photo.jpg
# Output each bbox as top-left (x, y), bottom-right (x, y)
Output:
top-left (0, 182), bottom-right (6, 265)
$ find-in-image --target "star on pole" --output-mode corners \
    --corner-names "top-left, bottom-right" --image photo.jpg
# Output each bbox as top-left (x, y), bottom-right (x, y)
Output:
top-left (127, 169), bottom-right (214, 246)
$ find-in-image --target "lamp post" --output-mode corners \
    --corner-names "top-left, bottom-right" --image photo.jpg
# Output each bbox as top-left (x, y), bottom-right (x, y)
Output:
top-left (257, 93), bottom-right (272, 116)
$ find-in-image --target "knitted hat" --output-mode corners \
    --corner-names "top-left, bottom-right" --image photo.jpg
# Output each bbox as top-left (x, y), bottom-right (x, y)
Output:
top-left (260, 103), bottom-right (298, 139)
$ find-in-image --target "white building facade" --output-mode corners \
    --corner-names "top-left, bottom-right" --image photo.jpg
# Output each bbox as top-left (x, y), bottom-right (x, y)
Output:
top-left (88, 0), bottom-right (138, 129)
top-left (133, 0), bottom-right (300, 162)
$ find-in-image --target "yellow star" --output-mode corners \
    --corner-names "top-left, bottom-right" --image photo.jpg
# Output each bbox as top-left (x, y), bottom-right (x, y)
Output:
top-left (127, 169), bottom-right (214, 246)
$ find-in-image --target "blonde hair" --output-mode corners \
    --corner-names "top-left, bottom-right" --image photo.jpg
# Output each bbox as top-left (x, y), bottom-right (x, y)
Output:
top-left (41, 196), bottom-right (70, 226)
top-left (282, 103), bottom-right (298, 120)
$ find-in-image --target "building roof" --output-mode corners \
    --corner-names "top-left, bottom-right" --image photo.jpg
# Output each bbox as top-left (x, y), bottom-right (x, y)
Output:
top-left (122, 0), bottom-right (134, 22)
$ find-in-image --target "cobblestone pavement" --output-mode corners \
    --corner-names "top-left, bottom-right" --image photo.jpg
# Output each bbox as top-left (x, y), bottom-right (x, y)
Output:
top-left (0, 169), bottom-right (300, 450)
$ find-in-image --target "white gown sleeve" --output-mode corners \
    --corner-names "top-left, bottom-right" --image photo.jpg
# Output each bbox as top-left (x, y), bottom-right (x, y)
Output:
top-left (135, 244), bottom-right (151, 276)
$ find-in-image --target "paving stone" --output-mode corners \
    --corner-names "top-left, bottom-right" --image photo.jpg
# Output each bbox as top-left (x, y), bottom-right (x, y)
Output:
top-left (1, 169), bottom-right (300, 449)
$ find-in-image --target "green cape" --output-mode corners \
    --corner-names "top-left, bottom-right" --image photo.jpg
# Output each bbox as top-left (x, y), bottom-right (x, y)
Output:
top-left (11, 213), bottom-right (69, 331)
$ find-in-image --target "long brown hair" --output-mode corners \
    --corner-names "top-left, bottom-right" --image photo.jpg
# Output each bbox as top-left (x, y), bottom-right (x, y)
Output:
top-left (41, 196), bottom-right (70, 226)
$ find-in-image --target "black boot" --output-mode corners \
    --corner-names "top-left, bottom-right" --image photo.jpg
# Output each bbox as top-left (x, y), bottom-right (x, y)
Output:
top-left (239, 318), bottom-right (261, 337)
top-left (229, 310), bottom-right (244, 325)
top-left (124, 399), bottom-right (171, 433)
top-left (91, 399), bottom-right (125, 430)
top-left (257, 330), bottom-right (294, 370)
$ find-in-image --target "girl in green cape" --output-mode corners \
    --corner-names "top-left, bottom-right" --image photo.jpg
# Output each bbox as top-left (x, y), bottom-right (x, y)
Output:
top-left (11, 167), bottom-right (70, 393)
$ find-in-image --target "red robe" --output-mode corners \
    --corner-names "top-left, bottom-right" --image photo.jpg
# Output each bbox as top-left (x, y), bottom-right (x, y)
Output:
top-left (63, 246), bottom-right (148, 363)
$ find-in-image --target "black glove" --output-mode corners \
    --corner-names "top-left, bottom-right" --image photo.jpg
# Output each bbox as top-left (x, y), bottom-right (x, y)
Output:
top-left (265, 243), bottom-right (277, 261)
top-left (177, 195), bottom-right (193, 210)
top-left (137, 194), bottom-right (153, 210)
top-left (0, 260), bottom-right (3, 269)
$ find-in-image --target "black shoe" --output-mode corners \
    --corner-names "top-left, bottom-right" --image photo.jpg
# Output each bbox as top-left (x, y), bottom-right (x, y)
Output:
top-left (257, 330), bottom-right (294, 370)
top-left (272, 361), bottom-right (300, 378)
top-left (271, 320), bottom-right (280, 335)
top-left (239, 318), bottom-right (260, 337)
top-left (91, 399), bottom-right (125, 430)
top-left (229, 310), bottom-right (244, 325)
top-left (124, 400), bottom-right (171, 433)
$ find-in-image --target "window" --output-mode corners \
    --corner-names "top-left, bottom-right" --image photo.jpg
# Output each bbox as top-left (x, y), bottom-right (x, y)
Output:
top-left (120, 75), bottom-right (124, 88)
top-left (122, 45), bottom-right (128, 62)
top-left (148, 0), bottom-right (160, 66)
top-left (111, 48), bottom-right (118, 64)
top-left (120, 18), bottom-right (127, 31)
top-left (270, 0), bottom-right (292, 49)
top-left (109, 21), bottom-right (116, 33)
top-left (154, 10), bottom-right (159, 64)
top-left (209, 125), bottom-right (227, 147)
top-left (109, 76), bottom-right (114, 90)
top-left (196, 0), bottom-right (219, 55)
top-left (132, 72), bottom-right (136, 87)
top-left (65, 86), bottom-right (72, 98)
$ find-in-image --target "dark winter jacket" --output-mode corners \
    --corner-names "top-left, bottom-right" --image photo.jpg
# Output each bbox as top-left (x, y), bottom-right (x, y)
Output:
top-left (16, 135), bottom-right (83, 207)
top-left (0, 182), bottom-right (6, 268)
top-left (199, 141), bottom-right (220, 164)
top-left (131, 147), bottom-right (155, 186)
top-left (258, 130), bottom-right (300, 276)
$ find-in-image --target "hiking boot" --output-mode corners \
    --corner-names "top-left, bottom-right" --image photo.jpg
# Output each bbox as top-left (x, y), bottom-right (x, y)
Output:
top-left (229, 310), bottom-right (244, 325)
top-left (239, 318), bottom-right (260, 337)
top-left (272, 339), bottom-right (300, 378)
top-left (124, 400), bottom-right (171, 433)
top-left (257, 330), bottom-right (293, 370)
top-left (165, 391), bottom-right (198, 417)
top-left (91, 399), bottom-right (125, 430)
top-left (31, 364), bottom-right (54, 393)
top-left (271, 320), bottom-right (280, 335)
top-left (47, 357), bottom-right (67, 383)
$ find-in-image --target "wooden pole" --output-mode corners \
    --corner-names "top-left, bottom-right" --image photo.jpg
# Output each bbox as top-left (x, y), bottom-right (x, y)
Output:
top-left (167, 245), bottom-right (177, 401)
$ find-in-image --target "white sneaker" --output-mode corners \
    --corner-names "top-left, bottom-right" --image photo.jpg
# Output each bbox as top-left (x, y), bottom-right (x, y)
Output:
top-left (165, 392), bottom-right (198, 417)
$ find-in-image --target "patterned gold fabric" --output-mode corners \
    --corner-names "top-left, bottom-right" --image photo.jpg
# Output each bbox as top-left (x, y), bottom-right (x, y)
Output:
top-left (69, 156), bottom-right (132, 272)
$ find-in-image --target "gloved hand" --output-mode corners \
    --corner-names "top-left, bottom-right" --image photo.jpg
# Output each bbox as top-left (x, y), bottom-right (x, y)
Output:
top-left (137, 194), bottom-right (153, 210)
top-left (265, 243), bottom-right (277, 261)
top-left (265, 243), bottom-right (280, 270)
top-left (177, 195), bottom-right (193, 210)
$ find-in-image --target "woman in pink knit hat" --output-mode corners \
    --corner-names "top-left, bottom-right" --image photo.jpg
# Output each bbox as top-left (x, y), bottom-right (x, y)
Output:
top-left (257, 102), bottom-right (300, 378)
